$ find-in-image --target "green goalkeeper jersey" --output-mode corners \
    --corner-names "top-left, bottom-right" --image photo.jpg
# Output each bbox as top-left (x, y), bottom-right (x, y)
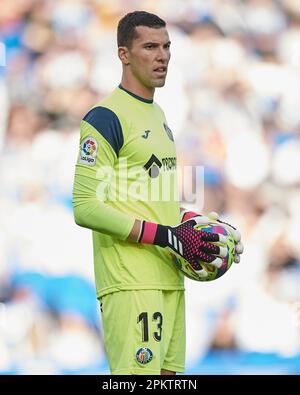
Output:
top-left (73, 85), bottom-right (184, 298)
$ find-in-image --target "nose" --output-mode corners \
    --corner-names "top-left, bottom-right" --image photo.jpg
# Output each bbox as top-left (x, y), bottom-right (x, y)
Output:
top-left (156, 46), bottom-right (169, 62)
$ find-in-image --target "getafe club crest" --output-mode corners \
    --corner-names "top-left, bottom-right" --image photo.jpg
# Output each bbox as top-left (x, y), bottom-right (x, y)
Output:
top-left (163, 123), bottom-right (174, 141)
top-left (136, 347), bottom-right (153, 365)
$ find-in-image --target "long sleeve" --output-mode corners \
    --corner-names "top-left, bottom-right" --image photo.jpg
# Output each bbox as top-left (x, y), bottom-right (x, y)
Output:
top-left (73, 106), bottom-right (135, 240)
top-left (73, 173), bottom-right (135, 240)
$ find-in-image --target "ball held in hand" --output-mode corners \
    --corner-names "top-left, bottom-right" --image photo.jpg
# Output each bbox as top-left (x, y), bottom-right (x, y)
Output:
top-left (170, 223), bottom-right (235, 282)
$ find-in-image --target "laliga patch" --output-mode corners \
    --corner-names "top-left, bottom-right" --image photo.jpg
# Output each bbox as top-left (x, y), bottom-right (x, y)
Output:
top-left (136, 348), bottom-right (153, 365)
top-left (79, 136), bottom-right (98, 166)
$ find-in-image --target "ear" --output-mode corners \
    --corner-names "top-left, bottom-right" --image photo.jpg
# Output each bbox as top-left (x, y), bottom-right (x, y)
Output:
top-left (118, 46), bottom-right (130, 65)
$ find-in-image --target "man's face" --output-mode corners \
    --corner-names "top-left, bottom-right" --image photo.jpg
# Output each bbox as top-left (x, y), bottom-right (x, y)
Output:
top-left (126, 26), bottom-right (171, 89)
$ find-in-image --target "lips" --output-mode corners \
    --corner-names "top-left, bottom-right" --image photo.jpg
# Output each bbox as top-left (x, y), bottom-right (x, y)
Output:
top-left (154, 66), bottom-right (167, 72)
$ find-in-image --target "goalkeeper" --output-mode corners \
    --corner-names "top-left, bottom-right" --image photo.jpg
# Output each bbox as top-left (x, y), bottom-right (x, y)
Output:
top-left (73, 11), bottom-right (243, 375)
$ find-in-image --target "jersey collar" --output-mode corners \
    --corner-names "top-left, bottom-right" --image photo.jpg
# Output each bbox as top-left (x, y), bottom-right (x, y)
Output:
top-left (118, 84), bottom-right (153, 104)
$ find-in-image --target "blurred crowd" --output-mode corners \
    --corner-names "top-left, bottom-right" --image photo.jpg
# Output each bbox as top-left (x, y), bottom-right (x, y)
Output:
top-left (1, 0), bottom-right (300, 374)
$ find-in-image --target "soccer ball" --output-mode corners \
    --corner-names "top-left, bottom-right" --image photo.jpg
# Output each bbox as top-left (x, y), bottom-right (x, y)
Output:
top-left (170, 223), bottom-right (235, 282)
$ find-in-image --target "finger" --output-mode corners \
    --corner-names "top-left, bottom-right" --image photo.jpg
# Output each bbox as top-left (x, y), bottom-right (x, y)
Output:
top-left (208, 256), bottom-right (223, 269)
top-left (234, 254), bottom-right (240, 264)
top-left (232, 229), bottom-right (241, 243)
top-left (198, 242), bottom-right (227, 258)
top-left (189, 259), bottom-right (208, 278)
top-left (192, 215), bottom-right (211, 226)
top-left (221, 224), bottom-right (241, 242)
top-left (196, 251), bottom-right (223, 268)
top-left (217, 221), bottom-right (241, 243)
top-left (208, 211), bottom-right (219, 221)
top-left (194, 268), bottom-right (208, 278)
top-left (235, 242), bottom-right (244, 254)
top-left (198, 230), bottom-right (228, 244)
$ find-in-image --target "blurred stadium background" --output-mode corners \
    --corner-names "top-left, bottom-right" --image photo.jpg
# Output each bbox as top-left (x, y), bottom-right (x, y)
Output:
top-left (1, 0), bottom-right (300, 375)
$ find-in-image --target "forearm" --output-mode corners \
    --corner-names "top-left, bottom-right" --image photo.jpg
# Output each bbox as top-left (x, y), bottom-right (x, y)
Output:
top-left (73, 173), bottom-right (135, 240)
top-left (128, 219), bottom-right (143, 242)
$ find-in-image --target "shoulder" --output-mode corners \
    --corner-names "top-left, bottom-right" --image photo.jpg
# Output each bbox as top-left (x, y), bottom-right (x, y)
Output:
top-left (83, 87), bottom-right (125, 125)
top-left (153, 102), bottom-right (167, 120)
top-left (83, 106), bottom-right (121, 129)
top-left (82, 106), bottom-right (124, 157)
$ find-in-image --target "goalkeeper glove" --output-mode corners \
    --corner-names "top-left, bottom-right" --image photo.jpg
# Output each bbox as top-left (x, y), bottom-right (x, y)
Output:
top-left (138, 217), bottom-right (228, 270)
top-left (180, 209), bottom-right (244, 264)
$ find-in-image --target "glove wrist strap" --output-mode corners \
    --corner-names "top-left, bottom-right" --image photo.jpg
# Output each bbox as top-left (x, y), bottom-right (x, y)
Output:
top-left (138, 221), bottom-right (168, 247)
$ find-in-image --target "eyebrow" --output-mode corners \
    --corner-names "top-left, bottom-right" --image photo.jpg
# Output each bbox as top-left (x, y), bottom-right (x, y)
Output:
top-left (143, 41), bottom-right (171, 46)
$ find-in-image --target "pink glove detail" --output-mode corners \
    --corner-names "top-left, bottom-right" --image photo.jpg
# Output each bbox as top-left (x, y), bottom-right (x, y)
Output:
top-left (181, 210), bottom-right (199, 222)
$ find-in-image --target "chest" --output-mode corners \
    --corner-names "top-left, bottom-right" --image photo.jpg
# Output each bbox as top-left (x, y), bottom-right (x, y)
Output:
top-left (120, 111), bottom-right (177, 175)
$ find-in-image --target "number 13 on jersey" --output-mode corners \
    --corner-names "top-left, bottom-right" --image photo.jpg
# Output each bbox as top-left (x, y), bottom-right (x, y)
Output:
top-left (138, 312), bottom-right (163, 342)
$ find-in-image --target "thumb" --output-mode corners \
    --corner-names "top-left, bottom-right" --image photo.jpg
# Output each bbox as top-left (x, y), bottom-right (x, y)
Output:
top-left (208, 211), bottom-right (220, 221)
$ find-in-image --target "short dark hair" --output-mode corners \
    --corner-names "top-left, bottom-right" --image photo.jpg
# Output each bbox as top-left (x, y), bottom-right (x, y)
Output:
top-left (117, 11), bottom-right (166, 48)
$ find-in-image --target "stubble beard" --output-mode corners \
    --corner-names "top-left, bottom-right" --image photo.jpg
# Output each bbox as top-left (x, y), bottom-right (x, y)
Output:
top-left (149, 74), bottom-right (167, 88)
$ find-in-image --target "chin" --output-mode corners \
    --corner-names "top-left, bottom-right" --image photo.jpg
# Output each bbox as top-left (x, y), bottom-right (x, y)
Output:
top-left (153, 80), bottom-right (166, 88)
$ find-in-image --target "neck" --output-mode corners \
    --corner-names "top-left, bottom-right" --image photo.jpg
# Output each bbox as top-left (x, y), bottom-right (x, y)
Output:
top-left (120, 75), bottom-right (155, 101)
